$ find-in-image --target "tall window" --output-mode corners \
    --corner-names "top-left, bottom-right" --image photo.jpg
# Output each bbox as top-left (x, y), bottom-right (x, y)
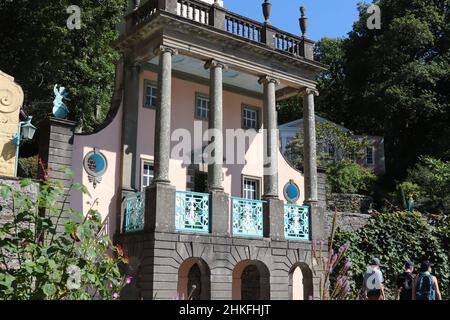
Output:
top-left (242, 177), bottom-right (260, 200)
top-left (366, 146), bottom-right (375, 165)
top-left (242, 106), bottom-right (259, 129)
top-left (144, 80), bottom-right (157, 108)
top-left (195, 94), bottom-right (209, 120)
top-left (142, 161), bottom-right (154, 190)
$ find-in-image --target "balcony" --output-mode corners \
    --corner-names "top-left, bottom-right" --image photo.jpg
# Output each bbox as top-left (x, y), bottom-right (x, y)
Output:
top-left (121, 191), bottom-right (311, 241)
top-left (124, 0), bottom-right (315, 61)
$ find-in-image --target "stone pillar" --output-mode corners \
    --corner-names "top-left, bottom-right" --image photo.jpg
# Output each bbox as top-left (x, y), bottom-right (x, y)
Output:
top-left (300, 88), bottom-right (319, 203)
top-left (0, 71), bottom-right (23, 177)
top-left (205, 59), bottom-right (226, 192)
top-left (205, 59), bottom-right (229, 236)
top-left (153, 45), bottom-right (177, 184)
top-left (259, 76), bottom-right (283, 239)
top-left (259, 76), bottom-right (279, 199)
top-left (121, 58), bottom-right (140, 191)
top-left (145, 45), bottom-right (178, 233)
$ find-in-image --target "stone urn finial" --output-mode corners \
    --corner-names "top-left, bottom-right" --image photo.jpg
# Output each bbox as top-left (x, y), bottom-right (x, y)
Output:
top-left (262, 0), bottom-right (272, 24)
top-left (299, 6), bottom-right (308, 37)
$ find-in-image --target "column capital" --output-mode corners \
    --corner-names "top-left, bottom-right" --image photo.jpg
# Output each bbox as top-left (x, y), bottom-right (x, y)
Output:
top-left (204, 59), bottom-right (228, 70)
top-left (153, 45), bottom-right (178, 56)
top-left (258, 75), bottom-right (280, 86)
top-left (299, 87), bottom-right (319, 97)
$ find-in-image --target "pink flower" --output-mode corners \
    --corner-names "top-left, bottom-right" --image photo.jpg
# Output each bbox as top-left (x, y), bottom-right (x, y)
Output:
top-left (112, 293), bottom-right (120, 300)
top-left (126, 276), bottom-right (133, 285)
top-left (107, 282), bottom-right (113, 289)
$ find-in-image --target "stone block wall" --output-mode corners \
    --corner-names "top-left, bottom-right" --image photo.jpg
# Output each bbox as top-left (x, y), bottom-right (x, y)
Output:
top-left (327, 193), bottom-right (374, 214)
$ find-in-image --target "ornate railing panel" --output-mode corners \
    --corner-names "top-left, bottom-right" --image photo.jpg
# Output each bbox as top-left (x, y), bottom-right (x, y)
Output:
top-left (175, 191), bottom-right (210, 233)
top-left (232, 197), bottom-right (264, 237)
top-left (123, 192), bottom-right (145, 233)
top-left (177, 0), bottom-right (210, 25)
top-left (224, 12), bottom-right (262, 42)
top-left (284, 204), bottom-right (310, 240)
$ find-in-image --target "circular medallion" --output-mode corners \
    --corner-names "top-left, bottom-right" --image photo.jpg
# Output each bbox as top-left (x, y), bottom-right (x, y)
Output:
top-left (283, 180), bottom-right (300, 204)
top-left (83, 150), bottom-right (107, 183)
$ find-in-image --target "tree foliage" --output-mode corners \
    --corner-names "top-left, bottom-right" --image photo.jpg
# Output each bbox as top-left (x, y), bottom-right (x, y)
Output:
top-left (0, 0), bottom-right (128, 133)
top-left (314, 0), bottom-right (450, 180)
top-left (0, 175), bottom-right (130, 300)
top-left (327, 160), bottom-right (377, 194)
top-left (333, 211), bottom-right (450, 300)
top-left (285, 121), bottom-right (370, 169)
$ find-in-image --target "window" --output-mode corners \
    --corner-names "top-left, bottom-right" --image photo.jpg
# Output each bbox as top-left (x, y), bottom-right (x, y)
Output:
top-left (242, 177), bottom-right (260, 200)
top-left (144, 80), bottom-right (157, 108)
top-left (328, 145), bottom-right (336, 159)
top-left (142, 161), bottom-right (154, 190)
top-left (242, 106), bottom-right (259, 129)
top-left (195, 94), bottom-right (209, 120)
top-left (366, 146), bottom-right (375, 165)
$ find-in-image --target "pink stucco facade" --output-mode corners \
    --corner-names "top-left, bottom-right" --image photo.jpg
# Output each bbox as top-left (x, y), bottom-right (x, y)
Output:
top-left (70, 69), bottom-right (305, 236)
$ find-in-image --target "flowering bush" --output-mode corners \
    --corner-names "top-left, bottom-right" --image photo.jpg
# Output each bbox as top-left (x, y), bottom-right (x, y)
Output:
top-left (0, 170), bottom-right (130, 300)
top-left (312, 211), bottom-right (352, 300)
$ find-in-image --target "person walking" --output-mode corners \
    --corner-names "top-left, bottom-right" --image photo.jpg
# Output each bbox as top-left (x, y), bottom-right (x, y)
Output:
top-left (396, 261), bottom-right (416, 300)
top-left (363, 257), bottom-right (385, 300)
top-left (413, 261), bottom-right (442, 300)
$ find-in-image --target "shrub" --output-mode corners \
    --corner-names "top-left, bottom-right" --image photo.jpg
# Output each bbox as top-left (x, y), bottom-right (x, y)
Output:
top-left (327, 160), bottom-right (377, 194)
top-left (0, 172), bottom-right (130, 300)
top-left (403, 157), bottom-right (450, 214)
top-left (18, 156), bottom-right (38, 179)
top-left (333, 211), bottom-right (449, 300)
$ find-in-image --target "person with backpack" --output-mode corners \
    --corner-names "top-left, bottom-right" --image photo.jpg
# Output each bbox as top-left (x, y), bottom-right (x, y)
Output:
top-left (396, 261), bottom-right (416, 300)
top-left (363, 257), bottom-right (385, 300)
top-left (412, 261), bottom-right (442, 300)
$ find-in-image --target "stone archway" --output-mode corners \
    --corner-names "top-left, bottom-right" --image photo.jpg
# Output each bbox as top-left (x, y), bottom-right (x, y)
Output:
top-left (232, 260), bottom-right (270, 300)
top-left (178, 257), bottom-right (211, 300)
top-left (288, 263), bottom-right (313, 300)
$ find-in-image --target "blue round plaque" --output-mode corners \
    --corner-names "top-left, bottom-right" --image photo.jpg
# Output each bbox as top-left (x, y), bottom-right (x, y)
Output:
top-left (283, 180), bottom-right (300, 203)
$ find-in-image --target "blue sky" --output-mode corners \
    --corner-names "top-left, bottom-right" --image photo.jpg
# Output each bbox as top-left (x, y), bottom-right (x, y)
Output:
top-left (225, 0), bottom-right (364, 40)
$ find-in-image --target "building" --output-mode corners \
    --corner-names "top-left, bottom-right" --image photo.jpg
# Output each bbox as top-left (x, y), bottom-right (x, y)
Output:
top-left (279, 116), bottom-right (386, 175)
top-left (38, 0), bottom-right (328, 300)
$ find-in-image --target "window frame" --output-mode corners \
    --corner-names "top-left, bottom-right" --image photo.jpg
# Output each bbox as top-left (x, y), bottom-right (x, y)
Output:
top-left (141, 159), bottom-right (155, 191)
top-left (195, 92), bottom-right (210, 121)
top-left (241, 175), bottom-right (262, 200)
top-left (365, 146), bottom-right (375, 165)
top-left (241, 104), bottom-right (261, 130)
top-left (143, 79), bottom-right (158, 109)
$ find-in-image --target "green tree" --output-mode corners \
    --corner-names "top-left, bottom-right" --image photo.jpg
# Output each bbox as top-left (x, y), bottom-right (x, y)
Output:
top-left (314, 0), bottom-right (450, 180)
top-left (285, 121), bottom-right (370, 169)
top-left (327, 160), bottom-right (377, 194)
top-left (0, 0), bottom-right (128, 134)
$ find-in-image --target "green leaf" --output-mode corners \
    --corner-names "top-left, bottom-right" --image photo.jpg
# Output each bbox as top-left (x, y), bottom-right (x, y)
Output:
top-left (19, 179), bottom-right (32, 188)
top-left (42, 283), bottom-right (56, 297)
top-left (72, 183), bottom-right (91, 196)
top-left (0, 185), bottom-right (12, 199)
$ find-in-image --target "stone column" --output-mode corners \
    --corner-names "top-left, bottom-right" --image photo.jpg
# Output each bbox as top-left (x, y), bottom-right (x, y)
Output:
top-left (205, 59), bottom-right (229, 236)
top-left (205, 59), bottom-right (226, 192)
top-left (259, 76), bottom-right (284, 240)
top-left (300, 88), bottom-right (319, 203)
top-left (121, 60), bottom-right (140, 191)
top-left (153, 45), bottom-right (177, 184)
top-left (259, 76), bottom-right (279, 198)
top-left (145, 45), bottom-right (178, 233)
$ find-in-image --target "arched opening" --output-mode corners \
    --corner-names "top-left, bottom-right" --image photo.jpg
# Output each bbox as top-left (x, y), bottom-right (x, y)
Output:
top-left (232, 260), bottom-right (270, 300)
top-left (289, 263), bottom-right (313, 300)
top-left (178, 258), bottom-right (211, 300)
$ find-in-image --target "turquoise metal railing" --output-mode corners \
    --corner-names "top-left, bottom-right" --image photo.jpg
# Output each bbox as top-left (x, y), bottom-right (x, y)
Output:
top-left (232, 197), bottom-right (264, 237)
top-left (284, 204), bottom-right (310, 240)
top-left (175, 191), bottom-right (210, 233)
top-left (123, 192), bottom-right (145, 232)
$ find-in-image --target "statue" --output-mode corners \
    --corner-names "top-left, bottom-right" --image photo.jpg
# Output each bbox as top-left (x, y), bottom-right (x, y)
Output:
top-left (53, 84), bottom-right (70, 119)
top-left (407, 193), bottom-right (415, 212)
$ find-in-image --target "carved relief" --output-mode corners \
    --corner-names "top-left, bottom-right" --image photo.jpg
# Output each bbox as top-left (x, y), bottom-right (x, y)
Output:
top-left (0, 71), bottom-right (24, 177)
